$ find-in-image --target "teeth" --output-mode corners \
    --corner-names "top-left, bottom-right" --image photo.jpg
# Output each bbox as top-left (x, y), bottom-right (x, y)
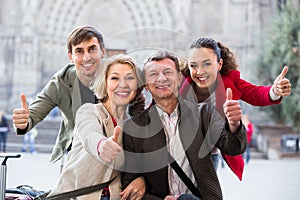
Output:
top-left (83, 63), bottom-right (92, 67)
top-left (157, 85), bottom-right (168, 89)
top-left (198, 77), bottom-right (206, 81)
top-left (116, 92), bottom-right (129, 96)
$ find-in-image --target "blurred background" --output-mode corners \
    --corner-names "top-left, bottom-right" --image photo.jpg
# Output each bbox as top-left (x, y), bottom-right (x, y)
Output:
top-left (0, 0), bottom-right (300, 198)
top-left (1, 0), bottom-right (299, 158)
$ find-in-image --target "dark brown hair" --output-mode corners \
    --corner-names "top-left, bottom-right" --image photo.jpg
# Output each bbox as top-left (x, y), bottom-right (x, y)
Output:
top-left (182, 37), bottom-right (238, 76)
top-left (67, 26), bottom-right (105, 53)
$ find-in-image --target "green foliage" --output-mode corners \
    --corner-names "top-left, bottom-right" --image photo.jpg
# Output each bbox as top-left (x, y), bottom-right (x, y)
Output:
top-left (254, 2), bottom-right (300, 131)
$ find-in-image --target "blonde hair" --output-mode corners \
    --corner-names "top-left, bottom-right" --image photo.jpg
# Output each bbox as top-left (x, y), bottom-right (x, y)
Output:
top-left (90, 54), bottom-right (144, 103)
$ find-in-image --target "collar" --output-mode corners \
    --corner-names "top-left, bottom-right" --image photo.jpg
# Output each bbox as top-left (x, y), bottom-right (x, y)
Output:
top-left (156, 103), bottom-right (179, 119)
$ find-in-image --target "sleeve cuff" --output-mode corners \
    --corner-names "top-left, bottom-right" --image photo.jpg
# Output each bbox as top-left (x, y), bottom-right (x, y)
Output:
top-left (225, 119), bottom-right (243, 134)
top-left (97, 137), bottom-right (107, 155)
top-left (269, 85), bottom-right (281, 101)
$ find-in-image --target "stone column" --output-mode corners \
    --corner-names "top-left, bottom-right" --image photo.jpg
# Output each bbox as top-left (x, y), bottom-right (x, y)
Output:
top-left (9, 0), bottom-right (40, 111)
top-left (167, 0), bottom-right (192, 57)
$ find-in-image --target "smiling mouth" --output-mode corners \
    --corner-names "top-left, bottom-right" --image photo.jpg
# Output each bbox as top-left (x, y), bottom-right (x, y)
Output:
top-left (197, 77), bottom-right (207, 81)
top-left (82, 63), bottom-right (93, 68)
top-left (155, 84), bottom-right (170, 89)
top-left (115, 91), bottom-right (131, 97)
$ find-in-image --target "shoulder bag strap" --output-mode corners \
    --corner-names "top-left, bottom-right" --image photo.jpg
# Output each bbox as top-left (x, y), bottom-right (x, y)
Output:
top-left (35, 174), bottom-right (119, 200)
top-left (168, 152), bottom-right (202, 198)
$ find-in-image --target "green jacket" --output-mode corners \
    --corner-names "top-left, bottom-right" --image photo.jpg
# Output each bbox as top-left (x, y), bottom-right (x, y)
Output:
top-left (17, 64), bottom-right (88, 163)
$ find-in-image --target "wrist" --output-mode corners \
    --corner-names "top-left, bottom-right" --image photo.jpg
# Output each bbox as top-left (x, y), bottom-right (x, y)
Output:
top-left (269, 85), bottom-right (281, 101)
top-left (97, 137), bottom-right (107, 155)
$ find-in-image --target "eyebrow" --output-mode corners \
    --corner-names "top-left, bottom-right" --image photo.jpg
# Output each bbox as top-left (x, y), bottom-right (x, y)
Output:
top-left (190, 59), bottom-right (211, 63)
top-left (73, 44), bottom-right (98, 51)
top-left (88, 44), bottom-right (97, 49)
top-left (203, 59), bottom-right (211, 63)
top-left (147, 69), bottom-right (157, 73)
top-left (73, 47), bottom-right (83, 51)
top-left (110, 71), bottom-right (134, 76)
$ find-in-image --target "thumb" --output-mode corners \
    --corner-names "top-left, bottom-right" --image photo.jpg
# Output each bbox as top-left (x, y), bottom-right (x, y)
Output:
top-left (226, 88), bottom-right (232, 100)
top-left (20, 93), bottom-right (29, 110)
top-left (112, 126), bottom-right (121, 143)
top-left (279, 66), bottom-right (288, 79)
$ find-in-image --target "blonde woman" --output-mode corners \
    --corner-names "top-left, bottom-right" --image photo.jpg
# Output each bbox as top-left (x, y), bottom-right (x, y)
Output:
top-left (48, 54), bottom-right (145, 200)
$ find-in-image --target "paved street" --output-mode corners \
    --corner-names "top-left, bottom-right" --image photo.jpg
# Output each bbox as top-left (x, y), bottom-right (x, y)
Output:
top-left (1, 152), bottom-right (300, 200)
top-left (218, 158), bottom-right (300, 200)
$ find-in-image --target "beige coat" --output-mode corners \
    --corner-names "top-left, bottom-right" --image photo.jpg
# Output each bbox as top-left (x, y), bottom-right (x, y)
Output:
top-left (48, 103), bottom-right (125, 200)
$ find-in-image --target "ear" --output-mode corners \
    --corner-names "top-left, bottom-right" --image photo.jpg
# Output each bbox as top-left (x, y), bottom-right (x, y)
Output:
top-left (100, 48), bottom-right (106, 59)
top-left (218, 58), bottom-right (223, 71)
top-left (68, 52), bottom-right (74, 62)
top-left (145, 83), bottom-right (149, 91)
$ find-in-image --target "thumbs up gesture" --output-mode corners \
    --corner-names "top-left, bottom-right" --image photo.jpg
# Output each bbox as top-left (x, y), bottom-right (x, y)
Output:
top-left (273, 66), bottom-right (291, 97)
top-left (223, 88), bottom-right (242, 133)
top-left (12, 93), bottom-right (30, 130)
top-left (98, 126), bottom-right (122, 163)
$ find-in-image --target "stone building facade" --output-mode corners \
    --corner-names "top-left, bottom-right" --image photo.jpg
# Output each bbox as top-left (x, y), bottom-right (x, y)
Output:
top-left (0, 0), bottom-right (291, 113)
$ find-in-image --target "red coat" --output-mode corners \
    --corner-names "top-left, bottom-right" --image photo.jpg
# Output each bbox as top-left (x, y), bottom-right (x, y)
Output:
top-left (179, 70), bottom-right (281, 180)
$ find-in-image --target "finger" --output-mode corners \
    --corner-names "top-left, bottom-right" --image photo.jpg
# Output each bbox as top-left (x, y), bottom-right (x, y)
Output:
top-left (224, 101), bottom-right (241, 116)
top-left (279, 66), bottom-right (288, 79)
top-left (132, 193), bottom-right (141, 200)
top-left (226, 88), bottom-right (232, 101)
top-left (13, 122), bottom-right (28, 130)
top-left (275, 79), bottom-right (291, 91)
top-left (102, 141), bottom-right (121, 155)
top-left (276, 78), bottom-right (290, 86)
top-left (129, 188), bottom-right (141, 199)
top-left (119, 188), bottom-right (130, 200)
top-left (113, 126), bottom-right (121, 143)
top-left (100, 155), bottom-right (112, 163)
top-left (20, 93), bottom-right (29, 110)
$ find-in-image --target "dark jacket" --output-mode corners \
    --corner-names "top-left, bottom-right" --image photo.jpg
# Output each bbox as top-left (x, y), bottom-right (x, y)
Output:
top-left (122, 98), bottom-right (246, 200)
top-left (0, 115), bottom-right (10, 133)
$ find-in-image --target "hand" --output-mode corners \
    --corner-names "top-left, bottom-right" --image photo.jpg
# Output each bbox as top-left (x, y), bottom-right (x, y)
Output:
top-left (223, 88), bottom-right (242, 133)
top-left (98, 126), bottom-right (122, 163)
top-left (12, 93), bottom-right (30, 130)
top-left (273, 66), bottom-right (291, 96)
top-left (120, 176), bottom-right (146, 200)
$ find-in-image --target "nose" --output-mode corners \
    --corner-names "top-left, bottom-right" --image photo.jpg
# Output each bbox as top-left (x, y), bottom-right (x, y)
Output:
top-left (157, 72), bottom-right (167, 82)
top-left (83, 51), bottom-right (91, 61)
top-left (118, 78), bottom-right (128, 88)
top-left (196, 66), bottom-right (205, 75)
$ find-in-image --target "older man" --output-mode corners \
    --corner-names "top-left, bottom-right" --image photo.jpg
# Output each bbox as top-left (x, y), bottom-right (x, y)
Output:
top-left (121, 51), bottom-right (247, 200)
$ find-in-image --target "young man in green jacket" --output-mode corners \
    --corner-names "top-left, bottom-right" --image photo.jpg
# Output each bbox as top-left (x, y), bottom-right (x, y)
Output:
top-left (12, 26), bottom-right (106, 163)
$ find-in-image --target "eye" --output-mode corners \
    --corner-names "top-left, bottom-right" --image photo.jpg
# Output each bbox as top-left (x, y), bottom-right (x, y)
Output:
top-left (164, 70), bottom-right (173, 75)
top-left (126, 75), bottom-right (136, 80)
top-left (189, 62), bottom-right (198, 69)
top-left (74, 49), bottom-right (83, 54)
top-left (89, 46), bottom-right (98, 53)
top-left (110, 76), bottom-right (119, 80)
top-left (148, 72), bottom-right (158, 77)
top-left (203, 62), bottom-right (211, 67)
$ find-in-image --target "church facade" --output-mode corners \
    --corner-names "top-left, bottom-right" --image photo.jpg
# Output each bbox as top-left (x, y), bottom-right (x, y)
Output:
top-left (0, 0), bottom-right (290, 112)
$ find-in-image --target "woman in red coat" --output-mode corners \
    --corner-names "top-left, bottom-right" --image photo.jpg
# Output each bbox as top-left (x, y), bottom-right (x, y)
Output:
top-left (179, 37), bottom-right (291, 180)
